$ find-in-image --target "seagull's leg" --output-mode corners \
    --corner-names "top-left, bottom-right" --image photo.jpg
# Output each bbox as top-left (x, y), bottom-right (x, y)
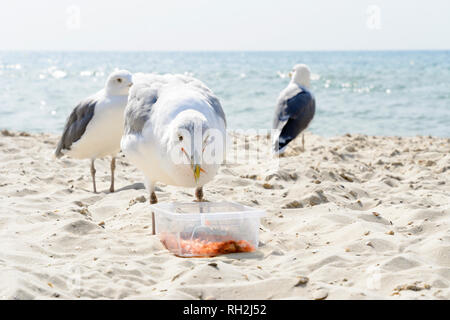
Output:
top-left (195, 186), bottom-right (204, 202)
top-left (301, 133), bottom-right (305, 152)
top-left (150, 191), bottom-right (157, 235)
top-left (145, 180), bottom-right (158, 235)
top-left (109, 156), bottom-right (116, 193)
top-left (90, 159), bottom-right (97, 193)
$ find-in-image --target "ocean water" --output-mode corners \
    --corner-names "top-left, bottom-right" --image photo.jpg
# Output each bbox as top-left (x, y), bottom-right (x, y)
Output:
top-left (0, 51), bottom-right (449, 137)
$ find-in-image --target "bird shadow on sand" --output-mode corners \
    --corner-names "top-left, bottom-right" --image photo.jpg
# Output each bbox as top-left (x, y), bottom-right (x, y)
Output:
top-left (115, 182), bottom-right (146, 192)
top-left (221, 251), bottom-right (265, 261)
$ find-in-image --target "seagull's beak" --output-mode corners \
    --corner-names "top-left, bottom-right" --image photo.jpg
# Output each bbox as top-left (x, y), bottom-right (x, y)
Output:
top-left (193, 164), bottom-right (201, 183)
top-left (288, 72), bottom-right (293, 78)
top-left (182, 147), bottom-right (205, 183)
top-left (128, 82), bottom-right (133, 88)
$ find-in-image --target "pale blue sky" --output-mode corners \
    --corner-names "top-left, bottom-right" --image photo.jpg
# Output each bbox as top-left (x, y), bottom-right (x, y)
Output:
top-left (1, 0), bottom-right (449, 51)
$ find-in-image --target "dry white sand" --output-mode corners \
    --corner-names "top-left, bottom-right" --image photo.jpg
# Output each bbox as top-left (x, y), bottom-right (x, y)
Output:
top-left (0, 129), bottom-right (449, 300)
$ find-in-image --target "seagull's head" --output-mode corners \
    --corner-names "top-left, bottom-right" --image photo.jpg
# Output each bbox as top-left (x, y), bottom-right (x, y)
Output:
top-left (105, 70), bottom-right (133, 96)
top-left (168, 110), bottom-right (218, 186)
top-left (289, 64), bottom-right (311, 88)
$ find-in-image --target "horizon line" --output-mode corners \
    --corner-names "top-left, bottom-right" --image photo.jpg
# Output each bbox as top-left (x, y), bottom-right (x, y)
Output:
top-left (1, 49), bottom-right (449, 53)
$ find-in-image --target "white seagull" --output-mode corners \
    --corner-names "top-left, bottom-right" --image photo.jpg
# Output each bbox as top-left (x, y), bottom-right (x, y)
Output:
top-left (273, 64), bottom-right (316, 154)
top-left (55, 70), bottom-right (133, 193)
top-left (121, 73), bottom-right (227, 204)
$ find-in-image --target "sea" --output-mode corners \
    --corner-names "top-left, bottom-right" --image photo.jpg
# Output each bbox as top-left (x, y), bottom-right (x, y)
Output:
top-left (0, 51), bottom-right (449, 137)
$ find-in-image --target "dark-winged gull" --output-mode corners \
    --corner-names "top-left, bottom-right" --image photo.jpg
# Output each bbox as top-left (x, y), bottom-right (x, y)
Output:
top-left (55, 70), bottom-right (133, 193)
top-left (273, 64), bottom-right (316, 154)
top-left (121, 73), bottom-right (227, 205)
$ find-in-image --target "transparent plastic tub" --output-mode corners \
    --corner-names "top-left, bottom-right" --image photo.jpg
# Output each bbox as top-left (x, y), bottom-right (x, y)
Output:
top-left (150, 202), bottom-right (266, 257)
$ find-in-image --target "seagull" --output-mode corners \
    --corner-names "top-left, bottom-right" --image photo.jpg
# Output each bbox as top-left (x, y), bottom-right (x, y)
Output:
top-left (121, 73), bottom-right (227, 204)
top-left (54, 70), bottom-right (133, 193)
top-left (273, 64), bottom-right (316, 154)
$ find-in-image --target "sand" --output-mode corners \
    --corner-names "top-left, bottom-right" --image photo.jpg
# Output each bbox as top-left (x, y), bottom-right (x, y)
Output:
top-left (0, 129), bottom-right (449, 300)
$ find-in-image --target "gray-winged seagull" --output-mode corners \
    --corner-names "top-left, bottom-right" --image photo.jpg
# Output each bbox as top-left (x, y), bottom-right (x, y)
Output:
top-left (55, 70), bottom-right (133, 193)
top-left (121, 73), bottom-right (227, 204)
top-left (273, 64), bottom-right (316, 154)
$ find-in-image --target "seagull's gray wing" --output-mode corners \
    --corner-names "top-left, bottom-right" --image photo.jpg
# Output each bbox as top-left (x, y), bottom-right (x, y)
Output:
top-left (273, 86), bottom-right (315, 151)
top-left (124, 87), bottom-right (159, 135)
top-left (206, 94), bottom-right (227, 127)
top-left (55, 99), bottom-right (97, 158)
top-left (123, 73), bottom-right (226, 135)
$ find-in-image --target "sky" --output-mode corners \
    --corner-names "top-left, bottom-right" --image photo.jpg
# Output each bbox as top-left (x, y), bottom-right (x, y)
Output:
top-left (1, 0), bottom-right (449, 51)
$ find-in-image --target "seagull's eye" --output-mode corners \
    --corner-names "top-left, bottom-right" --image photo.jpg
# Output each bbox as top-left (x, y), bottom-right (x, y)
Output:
top-left (178, 135), bottom-right (183, 142)
top-left (117, 78), bottom-right (122, 83)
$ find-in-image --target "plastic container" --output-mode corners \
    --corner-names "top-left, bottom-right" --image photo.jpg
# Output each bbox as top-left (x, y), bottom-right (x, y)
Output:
top-left (150, 202), bottom-right (266, 257)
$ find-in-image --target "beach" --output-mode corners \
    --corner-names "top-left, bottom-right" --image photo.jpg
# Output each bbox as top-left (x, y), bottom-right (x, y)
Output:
top-left (0, 129), bottom-right (448, 300)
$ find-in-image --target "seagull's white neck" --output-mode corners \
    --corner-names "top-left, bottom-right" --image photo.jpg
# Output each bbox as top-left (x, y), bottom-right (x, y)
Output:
top-left (105, 87), bottom-right (129, 96)
top-left (290, 77), bottom-right (310, 89)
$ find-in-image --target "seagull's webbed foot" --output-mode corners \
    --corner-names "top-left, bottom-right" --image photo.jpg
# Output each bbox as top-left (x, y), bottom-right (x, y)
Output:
top-left (145, 179), bottom-right (157, 204)
top-left (150, 191), bottom-right (158, 204)
top-left (194, 186), bottom-right (208, 202)
top-left (109, 157), bottom-right (116, 193)
top-left (90, 159), bottom-right (97, 193)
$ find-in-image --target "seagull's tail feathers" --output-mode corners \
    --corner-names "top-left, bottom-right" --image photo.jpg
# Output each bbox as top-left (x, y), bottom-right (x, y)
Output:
top-left (272, 139), bottom-right (290, 156)
top-left (54, 142), bottom-right (66, 159)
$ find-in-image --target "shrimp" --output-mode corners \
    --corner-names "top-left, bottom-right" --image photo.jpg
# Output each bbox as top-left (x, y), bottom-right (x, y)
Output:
top-left (160, 233), bottom-right (255, 257)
